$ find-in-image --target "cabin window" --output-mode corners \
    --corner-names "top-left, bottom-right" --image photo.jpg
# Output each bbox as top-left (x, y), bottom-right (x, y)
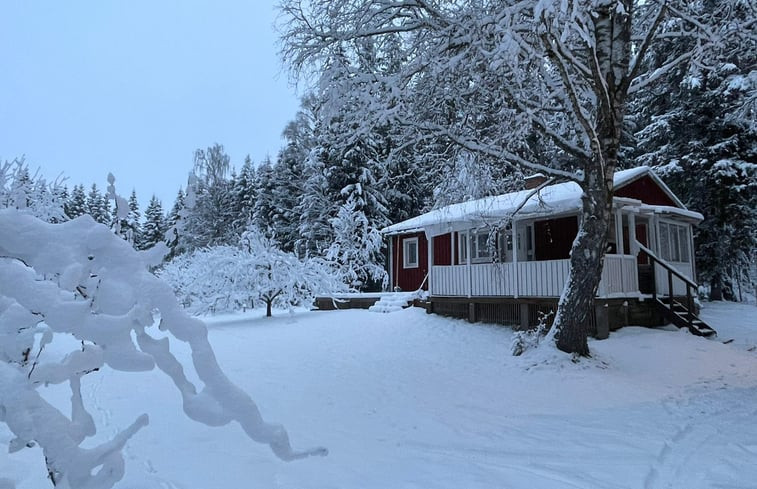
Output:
top-left (498, 224), bottom-right (514, 262)
top-left (471, 230), bottom-right (495, 263)
top-left (458, 232), bottom-right (468, 263)
top-left (659, 222), bottom-right (690, 263)
top-left (403, 237), bottom-right (419, 269)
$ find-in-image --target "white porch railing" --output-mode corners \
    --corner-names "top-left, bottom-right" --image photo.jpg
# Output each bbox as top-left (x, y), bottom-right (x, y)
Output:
top-left (653, 261), bottom-right (694, 297)
top-left (598, 255), bottom-right (639, 296)
top-left (430, 255), bottom-right (639, 298)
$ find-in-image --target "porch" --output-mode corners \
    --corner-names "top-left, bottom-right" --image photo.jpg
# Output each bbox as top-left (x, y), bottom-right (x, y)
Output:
top-left (429, 254), bottom-right (639, 299)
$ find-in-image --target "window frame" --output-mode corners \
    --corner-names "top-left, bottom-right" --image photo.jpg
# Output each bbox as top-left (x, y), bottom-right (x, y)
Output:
top-left (403, 237), bottom-right (419, 269)
top-left (457, 231), bottom-right (468, 264)
top-left (658, 220), bottom-right (691, 263)
top-left (471, 230), bottom-right (496, 264)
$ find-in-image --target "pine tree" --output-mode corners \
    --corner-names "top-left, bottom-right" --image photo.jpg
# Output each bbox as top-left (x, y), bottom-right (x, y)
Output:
top-left (57, 185), bottom-right (70, 222)
top-left (165, 188), bottom-right (186, 259)
top-left (627, 1), bottom-right (757, 299)
top-left (271, 151), bottom-right (305, 253)
top-left (252, 157), bottom-right (276, 232)
top-left (102, 193), bottom-right (111, 227)
top-left (112, 189), bottom-right (141, 247)
top-left (140, 195), bottom-right (166, 250)
top-left (296, 152), bottom-right (335, 257)
top-left (168, 188), bottom-right (185, 229)
top-left (231, 156), bottom-right (257, 234)
top-left (66, 184), bottom-right (87, 219)
top-left (128, 190), bottom-right (142, 247)
top-left (180, 144), bottom-right (236, 251)
top-left (86, 183), bottom-right (109, 225)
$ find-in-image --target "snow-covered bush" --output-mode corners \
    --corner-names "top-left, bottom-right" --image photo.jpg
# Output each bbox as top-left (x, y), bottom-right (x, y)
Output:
top-left (160, 227), bottom-right (347, 316)
top-left (0, 158), bottom-right (65, 222)
top-left (511, 312), bottom-right (552, 357)
top-left (0, 211), bottom-right (325, 489)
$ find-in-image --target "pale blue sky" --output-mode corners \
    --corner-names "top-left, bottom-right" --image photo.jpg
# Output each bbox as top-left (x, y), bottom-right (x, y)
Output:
top-left (0, 1), bottom-right (300, 208)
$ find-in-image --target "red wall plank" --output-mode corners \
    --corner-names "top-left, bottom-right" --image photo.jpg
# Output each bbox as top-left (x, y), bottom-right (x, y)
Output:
top-left (433, 233), bottom-right (452, 266)
top-left (392, 232), bottom-right (428, 291)
top-left (615, 175), bottom-right (678, 207)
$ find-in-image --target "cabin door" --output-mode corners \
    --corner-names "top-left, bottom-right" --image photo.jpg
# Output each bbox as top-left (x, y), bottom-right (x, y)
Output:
top-left (635, 223), bottom-right (649, 264)
top-left (635, 221), bottom-right (654, 294)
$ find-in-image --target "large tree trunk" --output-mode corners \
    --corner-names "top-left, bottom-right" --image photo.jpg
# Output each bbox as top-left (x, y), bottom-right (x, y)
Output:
top-left (553, 172), bottom-right (614, 356)
top-left (553, 0), bottom-right (632, 355)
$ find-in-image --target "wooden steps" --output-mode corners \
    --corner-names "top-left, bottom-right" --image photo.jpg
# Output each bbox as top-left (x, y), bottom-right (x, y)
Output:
top-left (654, 298), bottom-right (717, 337)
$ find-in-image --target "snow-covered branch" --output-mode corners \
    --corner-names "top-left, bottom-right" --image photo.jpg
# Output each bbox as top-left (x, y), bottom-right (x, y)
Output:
top-left (0, 211), bottom-right (326, 489)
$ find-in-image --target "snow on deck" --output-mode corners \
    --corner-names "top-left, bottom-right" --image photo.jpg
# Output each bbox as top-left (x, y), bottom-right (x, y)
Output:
top-left (3, 301), bottom-right (757, 488)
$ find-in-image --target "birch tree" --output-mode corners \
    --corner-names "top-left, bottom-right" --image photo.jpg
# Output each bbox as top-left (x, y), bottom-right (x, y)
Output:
top-left (279, 0), bottom-right (749, 356)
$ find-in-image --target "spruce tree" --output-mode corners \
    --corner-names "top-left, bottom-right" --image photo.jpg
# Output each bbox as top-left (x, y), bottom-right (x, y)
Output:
top-left (232, 156), bottom-right (257, 234)
top-left (67, 184), bottom-right (87, 219)
top-left (140, 195), bottom-right (166, 250)
top-left (86, 183), bottom-right (108, 225)
top-left (180, 144), bottom-right (236, 251)
top-left (128, 190), bottom-right (142, 247)
top-left (252, 157), bottom-right (276, 232)
top-left (296, 152), bottom-right (334, 257)
top-left (165, 188), bottom-right (186, 259)
top-left (627, 0), bottom-right (757, 298)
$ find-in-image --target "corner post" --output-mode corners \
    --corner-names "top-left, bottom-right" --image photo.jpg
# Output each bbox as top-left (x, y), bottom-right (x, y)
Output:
top-left (427, 234), bottom-right (433, 295)
top-left (512, 219), bottom-right (519, 299)
top-left (388, 235), bottom-right (394, 291)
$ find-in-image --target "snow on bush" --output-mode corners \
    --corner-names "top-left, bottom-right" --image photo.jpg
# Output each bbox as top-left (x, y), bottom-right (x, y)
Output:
top-left (0, 211), bottom-right (326, 489)
top-left (0, 158), bottom-right (65, 222)
top-left (511, 312), bottom-right (553, 357)
top-left (160, 227), bottom-right (347, 316)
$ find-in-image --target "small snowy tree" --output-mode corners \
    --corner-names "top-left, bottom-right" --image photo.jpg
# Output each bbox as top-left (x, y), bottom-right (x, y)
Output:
top-left (0, 207), bottom-right (326, 489)
top-left (161, 227), bottom-right (347, 317)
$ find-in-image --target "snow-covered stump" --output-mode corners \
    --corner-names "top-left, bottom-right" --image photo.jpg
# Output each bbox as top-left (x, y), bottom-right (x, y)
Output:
top-left (0, 211), bottom-right (326, 489)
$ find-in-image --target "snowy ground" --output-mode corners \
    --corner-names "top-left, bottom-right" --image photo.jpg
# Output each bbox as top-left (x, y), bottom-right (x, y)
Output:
top-left (3, 301), bottom-right (757, 488)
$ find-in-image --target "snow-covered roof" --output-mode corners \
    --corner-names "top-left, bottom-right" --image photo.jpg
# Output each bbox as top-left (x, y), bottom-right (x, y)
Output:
top-left (383, 167), bottom-right (694, 236)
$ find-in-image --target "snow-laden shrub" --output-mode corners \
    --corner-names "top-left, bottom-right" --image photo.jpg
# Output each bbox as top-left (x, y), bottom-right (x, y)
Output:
top-left (0, 158), bottom-right (65, 222)
top-left (160, 227), bottom-right (347, 316)
top-left (511, 312), bottom-right (552, 356)
top-left (0, 211), bottom-right (325, 489)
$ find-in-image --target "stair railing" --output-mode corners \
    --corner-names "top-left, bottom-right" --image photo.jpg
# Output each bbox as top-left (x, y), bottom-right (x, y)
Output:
top-left (635, 241), bottom-right (698, 329)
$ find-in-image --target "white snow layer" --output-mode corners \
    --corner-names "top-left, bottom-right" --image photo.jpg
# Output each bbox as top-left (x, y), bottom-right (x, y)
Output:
top-left (2, 300), bottom-right (757, 488)
top-left (382, 166), bottom-right (699, 235)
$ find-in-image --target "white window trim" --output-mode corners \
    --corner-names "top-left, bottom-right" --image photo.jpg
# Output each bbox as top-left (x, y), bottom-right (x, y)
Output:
top-left (658, 219), bottom-right (691, 263)
top-left (471, 230), bottom-right (496, 264)
top-left (403, 237), bottom-right (419, 269)
top-left (457, 231), bottom-right (468, 264)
